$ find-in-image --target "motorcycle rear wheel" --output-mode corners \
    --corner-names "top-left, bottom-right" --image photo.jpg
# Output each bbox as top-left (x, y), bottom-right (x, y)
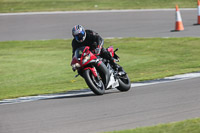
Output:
top-left (83, 69), bottom-right (105, 95)
top-left (116, 67), bottom-right (131, 92)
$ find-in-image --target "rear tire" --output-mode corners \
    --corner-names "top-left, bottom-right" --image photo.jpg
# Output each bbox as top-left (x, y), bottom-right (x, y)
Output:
top-left (83, 69), bottom-right (105, 95)
top-left (116, 67), bottom-right (131, 92)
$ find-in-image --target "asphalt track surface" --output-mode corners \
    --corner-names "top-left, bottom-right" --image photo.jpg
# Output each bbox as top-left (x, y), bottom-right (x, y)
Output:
top-left (0, 77), bottom-right (200, 133)
top-left (0, 9), bottom-right (200, 133)
top-left (0, 9), bottom-right (200, 41)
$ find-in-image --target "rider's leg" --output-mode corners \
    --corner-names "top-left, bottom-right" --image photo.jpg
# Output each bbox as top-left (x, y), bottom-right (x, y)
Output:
top-left (100, 48), bottom-right (122, 71)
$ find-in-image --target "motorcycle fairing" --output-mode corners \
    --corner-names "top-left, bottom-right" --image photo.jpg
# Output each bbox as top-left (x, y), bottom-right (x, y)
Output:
top-left (80, 47), bottom-right (97, 67)
top-left (107, 46), bottom-right (114, 57)
top-left (71, 56), bottom-right (79, 66)
top-left (107, 73), bottom-right (119, 89)
top-left (84, 67), bottom-right (98, 77)
top-left (106, 63), bottom-right (119, 89)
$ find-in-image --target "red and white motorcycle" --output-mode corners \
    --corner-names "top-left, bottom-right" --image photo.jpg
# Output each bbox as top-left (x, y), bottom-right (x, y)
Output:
top-left (71, 46), bottom-right (131, 95)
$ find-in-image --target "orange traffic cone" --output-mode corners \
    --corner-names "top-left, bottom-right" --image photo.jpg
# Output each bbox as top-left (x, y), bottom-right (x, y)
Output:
top-left (197, 0), bottom-right (200, 24)
top-left (175, 5), bottom-right (184, 31)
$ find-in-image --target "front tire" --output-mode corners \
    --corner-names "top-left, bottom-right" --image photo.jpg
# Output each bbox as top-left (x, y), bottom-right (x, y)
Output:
top-left (83, 69), bottom-right (105, 95)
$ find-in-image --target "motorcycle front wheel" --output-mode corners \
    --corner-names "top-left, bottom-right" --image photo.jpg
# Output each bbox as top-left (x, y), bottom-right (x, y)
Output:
top-left (83, 69), bottom-right (105, 95)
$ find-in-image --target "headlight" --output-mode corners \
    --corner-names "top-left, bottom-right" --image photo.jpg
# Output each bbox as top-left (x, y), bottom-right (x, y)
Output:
top-left (82, 54), bottom-right (91, 64)
top-left (72, 63), bottom-right (81, 71)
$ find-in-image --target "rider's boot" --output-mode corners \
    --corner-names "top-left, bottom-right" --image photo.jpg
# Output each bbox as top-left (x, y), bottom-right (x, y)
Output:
top-left (109, 58), bottom-right (122, 72)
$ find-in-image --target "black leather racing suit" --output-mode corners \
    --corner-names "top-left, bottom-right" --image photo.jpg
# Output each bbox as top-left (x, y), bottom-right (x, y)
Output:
top-left (71, 30), bottom-right (115, 65)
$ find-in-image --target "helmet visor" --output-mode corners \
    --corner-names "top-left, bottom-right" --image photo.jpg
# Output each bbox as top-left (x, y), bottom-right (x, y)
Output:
top-left (75, 31), bottom-right (85, 42)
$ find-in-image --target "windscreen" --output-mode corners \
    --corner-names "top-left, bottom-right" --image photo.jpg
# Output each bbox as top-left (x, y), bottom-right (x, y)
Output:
top-left (74, 46), bottom-right (86, 58)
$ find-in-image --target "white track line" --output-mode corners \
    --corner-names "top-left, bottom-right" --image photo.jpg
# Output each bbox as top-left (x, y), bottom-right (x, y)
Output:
top-left (0, 72), bottom-right (200, 105)
top-left (0, 8), bottom-right (196, 16)
top-left (131, 72), bottom-right (200, 87)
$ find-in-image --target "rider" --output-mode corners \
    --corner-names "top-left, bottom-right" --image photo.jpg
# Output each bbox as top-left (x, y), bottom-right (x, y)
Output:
top-left (71, 25), bottom-right (121, 71)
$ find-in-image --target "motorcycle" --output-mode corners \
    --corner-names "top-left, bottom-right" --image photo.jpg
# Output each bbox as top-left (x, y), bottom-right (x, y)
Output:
top-left (70, 46), bottom-right (131, 95)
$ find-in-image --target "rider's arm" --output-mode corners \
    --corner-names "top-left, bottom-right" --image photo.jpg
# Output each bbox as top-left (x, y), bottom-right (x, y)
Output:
top-left (71, 39), bottom-right (77, 57)
top-left (93, 32), bottom-right (104, 55)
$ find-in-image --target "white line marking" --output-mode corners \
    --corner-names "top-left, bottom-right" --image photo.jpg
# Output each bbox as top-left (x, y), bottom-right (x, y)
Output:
top-left (131, 72), bottom-right (200, 88)
top-left (0, 72), bottom-right (200, 105)
top-left (0, 8), bottom-right (196, 16)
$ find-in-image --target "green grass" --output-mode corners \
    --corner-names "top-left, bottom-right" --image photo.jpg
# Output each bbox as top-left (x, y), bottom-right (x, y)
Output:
top-left (0, 0), bottom-right (197, 13)
top-left (0, 37), bottom-right (200, 100)
top-left (105, 118), bottom-right (200, 133)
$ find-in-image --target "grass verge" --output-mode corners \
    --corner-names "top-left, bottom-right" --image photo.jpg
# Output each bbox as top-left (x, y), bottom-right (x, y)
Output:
top-left (0, 0), bottom-right (197, 13)
top-left (0, 37), bottom-right (200, 100)
top-left (105, 118), bottom-right (200, 133)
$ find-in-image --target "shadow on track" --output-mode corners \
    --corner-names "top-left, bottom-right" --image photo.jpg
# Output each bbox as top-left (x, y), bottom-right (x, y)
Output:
top-left (0, 88), bottom-right (121, 105)
top-left (42, 88), bottom-right (121, 100)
